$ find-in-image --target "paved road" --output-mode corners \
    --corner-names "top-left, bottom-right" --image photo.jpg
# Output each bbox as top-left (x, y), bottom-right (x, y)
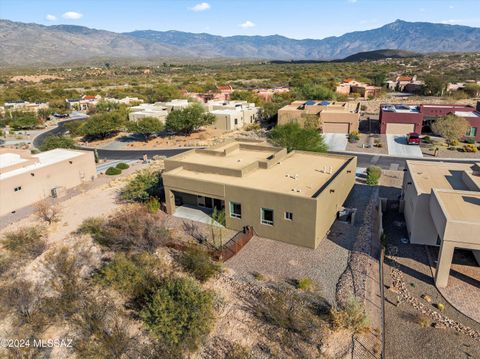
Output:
top-left (386, 134), bottom-right (423, 158)
top-left (33, 123), bottom-right (478, 170)
top-left (329, 151), bottom-right (477, 171)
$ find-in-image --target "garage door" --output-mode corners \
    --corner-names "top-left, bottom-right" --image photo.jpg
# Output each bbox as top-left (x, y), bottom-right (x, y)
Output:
top-left (323, 122), bottom-right (350, 133)
top-left (386, 123), bottom-right (415, 134)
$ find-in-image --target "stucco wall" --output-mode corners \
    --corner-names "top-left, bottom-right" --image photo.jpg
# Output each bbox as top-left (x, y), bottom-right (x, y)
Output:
top-left (0, 151), bottom-right (96, 216)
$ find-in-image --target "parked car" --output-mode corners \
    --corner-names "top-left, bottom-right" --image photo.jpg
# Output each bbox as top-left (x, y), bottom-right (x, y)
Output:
top-left (406, 132), bottom-right (420, 145)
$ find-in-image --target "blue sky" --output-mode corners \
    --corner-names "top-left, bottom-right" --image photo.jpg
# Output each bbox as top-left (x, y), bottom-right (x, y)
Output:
top-left (1, 0), bottom-right (479, 39)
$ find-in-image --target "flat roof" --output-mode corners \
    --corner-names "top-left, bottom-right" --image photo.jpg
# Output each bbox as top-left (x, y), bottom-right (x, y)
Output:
top-left (407, 160), bottom-right (477, 194)
top-left (0, 149), bottom-right (85, 180)
top-left (434, 189), bottom-right (480, 223)
top-left (174, 143), bottom-right (277, 170)
top-left (211, 109), bottom-right (242, 116)
top-left (454, 111), bottom-right (480, 118)
top-left (0, 153), bottom-right (28, 169)
top-left (381, 104), bottom-right (419, 113)
top-left (165, 141), bottom-right (352, 198)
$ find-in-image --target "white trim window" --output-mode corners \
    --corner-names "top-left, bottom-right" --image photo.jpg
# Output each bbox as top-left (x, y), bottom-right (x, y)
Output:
top-left (285, 211), bottom-right (293, 221)
top-left (230, 202), bottom-right (242, 219)
top-left (261, 208), bottom-right (274, 226)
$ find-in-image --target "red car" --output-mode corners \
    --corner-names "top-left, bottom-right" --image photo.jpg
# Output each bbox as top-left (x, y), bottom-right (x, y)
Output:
top-left (406, 132), bottom-right (420, 145)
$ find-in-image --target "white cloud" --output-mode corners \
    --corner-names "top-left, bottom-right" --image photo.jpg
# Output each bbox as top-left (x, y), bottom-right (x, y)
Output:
top-left (45, 14), bottom-right (56, 21)
top-left (449, 5), bottom-right (454, 9)
top-left (348, 0), bottom-right (358, 3)
top-left (62, 11), bottom-right (83, 20)
top-left (190, 2), bottom-right (210, 12)
top-left (240, 20), bottom-right (255, 29)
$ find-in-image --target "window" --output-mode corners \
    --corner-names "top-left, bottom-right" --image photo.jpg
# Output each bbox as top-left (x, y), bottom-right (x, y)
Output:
top-left (285, 211), bottom-right (293, 221)
top-left (230, 202), bottom-right (242, 219)
top-left (466, 127), bottom-right (477, 137)
top-left (14, 186), bottom-right (22, 192)
top-left (234, 118), bottom-right (238, 125)
top-left (261, 208), bottom-right (274, 225)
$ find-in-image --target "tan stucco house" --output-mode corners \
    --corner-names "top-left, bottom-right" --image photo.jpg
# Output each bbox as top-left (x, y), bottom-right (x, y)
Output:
top-left (162, 140), bottom-right (356, 248)
top-left (277, 100), bottom-right (359, 134)
top-left (402, 160), bottom-right (480, 287)
top-left (0, 148), bottom-right (96, 216)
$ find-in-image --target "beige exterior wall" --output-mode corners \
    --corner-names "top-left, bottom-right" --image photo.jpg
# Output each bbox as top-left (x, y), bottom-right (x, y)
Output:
top-left (162, 142), bottom-right (356, 248)
top-left (0, 151), bottom-right (96, 216)
top-left (314, 156), bottom-right (357, 247)
top-left (402, 169), bottom-right (439, 245)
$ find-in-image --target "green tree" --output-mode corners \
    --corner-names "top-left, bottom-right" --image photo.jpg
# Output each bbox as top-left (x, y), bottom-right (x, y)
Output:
top-left (64, 119), bottom-right (86, 136)
top-left (39, 135), bottom-right (76, 151)
top-left (95, 100), bottom-right (120, 113)
top-left (423, 76), bottom-right (445, 96)
top-left (127, 117), bottom-right (164, 142)
top-left (82, 111), bottom-right (124, 140)
top-left (371, 72), bottom-right (386, 87)
top-left (10, 112), bottom-right (38, 130)
top-left (165, 103), bottom-right (215, 135)
top-left (463, 84), bottom-right (480, 98)
top-left (294, 84), bottom-right (335, 100)
top-left (432, 114), bottom-right (470, 145)
top-left (269, 123), bottom-right (327, 152)
top-left (120, 169), bottom-right (163, 202)
top-left (37, 108), bottom-right (52, 122)
top-left (48, 99), bottom-right (69, 114)
top-left (230, 90), bottom-right (262, 106)
top-left (145, 84), bottom-right (183, 103)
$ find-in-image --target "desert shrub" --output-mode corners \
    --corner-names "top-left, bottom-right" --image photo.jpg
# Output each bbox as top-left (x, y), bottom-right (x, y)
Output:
top-left (0, 279), bottom-right (42, 321)
top-left (463, 144), bottom-right (478, 153)
top-left (34, 199), bottom-right (61, 224)
top-left (116, 162), bottom-right (130, 170)
top-left (0, 254), bottom-right (14, 276)
top-left (373, 138), bottom-right (383, 148)
top-left (2, 226), bottom-right (47, 259)
top-left (422, 135), bottom-right (431, 143)
top-left (120, 169), bottom-right (163, 202)
top-left (179, 246), bottom-right (222, 283)
top-left (72, 295), bottom-right (140, 359)
top-left (417, 315), bottom-right (432, 328)
top-left (146, 197), bottom-right (160, 214)
top-left (330, 297), bottom-right (369, 333)
top-left (348, 131), bottom-right (360, 143)
top-left (297, 277), bottom-right (315, 291)
top-left (435, 303), bottom-right (445, 312)
top-left (105, 166), bottom-right (122, 175)
top-left (366, 165), bottom-right (382, 185)
top-left (225, 343), bottom-right (252, 359)
top-left (95, 252), bottom-right (163, 298)
top-left (254, 288), bottom-right (320, 338)
top-left (139, 276), bottom-right (215, 352)
top-left (77, 217), bottom-right (105, 237)
top-left (360, 104), bottom-right (367, 111)
top-left (253, 272), bottom-right (266, 281)
top-left (245, 123), bottom-right (261, 131)
top-left (88, 206), bottom-right (171, 252)
top-left (43, 247), bottom-right (88, 319)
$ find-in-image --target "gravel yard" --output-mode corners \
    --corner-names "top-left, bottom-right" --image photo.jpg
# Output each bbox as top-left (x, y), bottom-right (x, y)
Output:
top-left (226, 184), bottom-right (375, 306)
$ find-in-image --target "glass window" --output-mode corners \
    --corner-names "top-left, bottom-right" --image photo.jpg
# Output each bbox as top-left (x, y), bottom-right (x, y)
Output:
top-left (14, 186), bottom-right (22, 192)
top-left (261, 208), bottom-right (274, 225)
top-left (234, 118), bottom-right (238, 125)
top-left (466, 127), bottom-right (477, 137)
top-left (285, 211), bottom-right (293, 221)
top-left (230, 202), bottom-right (241, 219)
